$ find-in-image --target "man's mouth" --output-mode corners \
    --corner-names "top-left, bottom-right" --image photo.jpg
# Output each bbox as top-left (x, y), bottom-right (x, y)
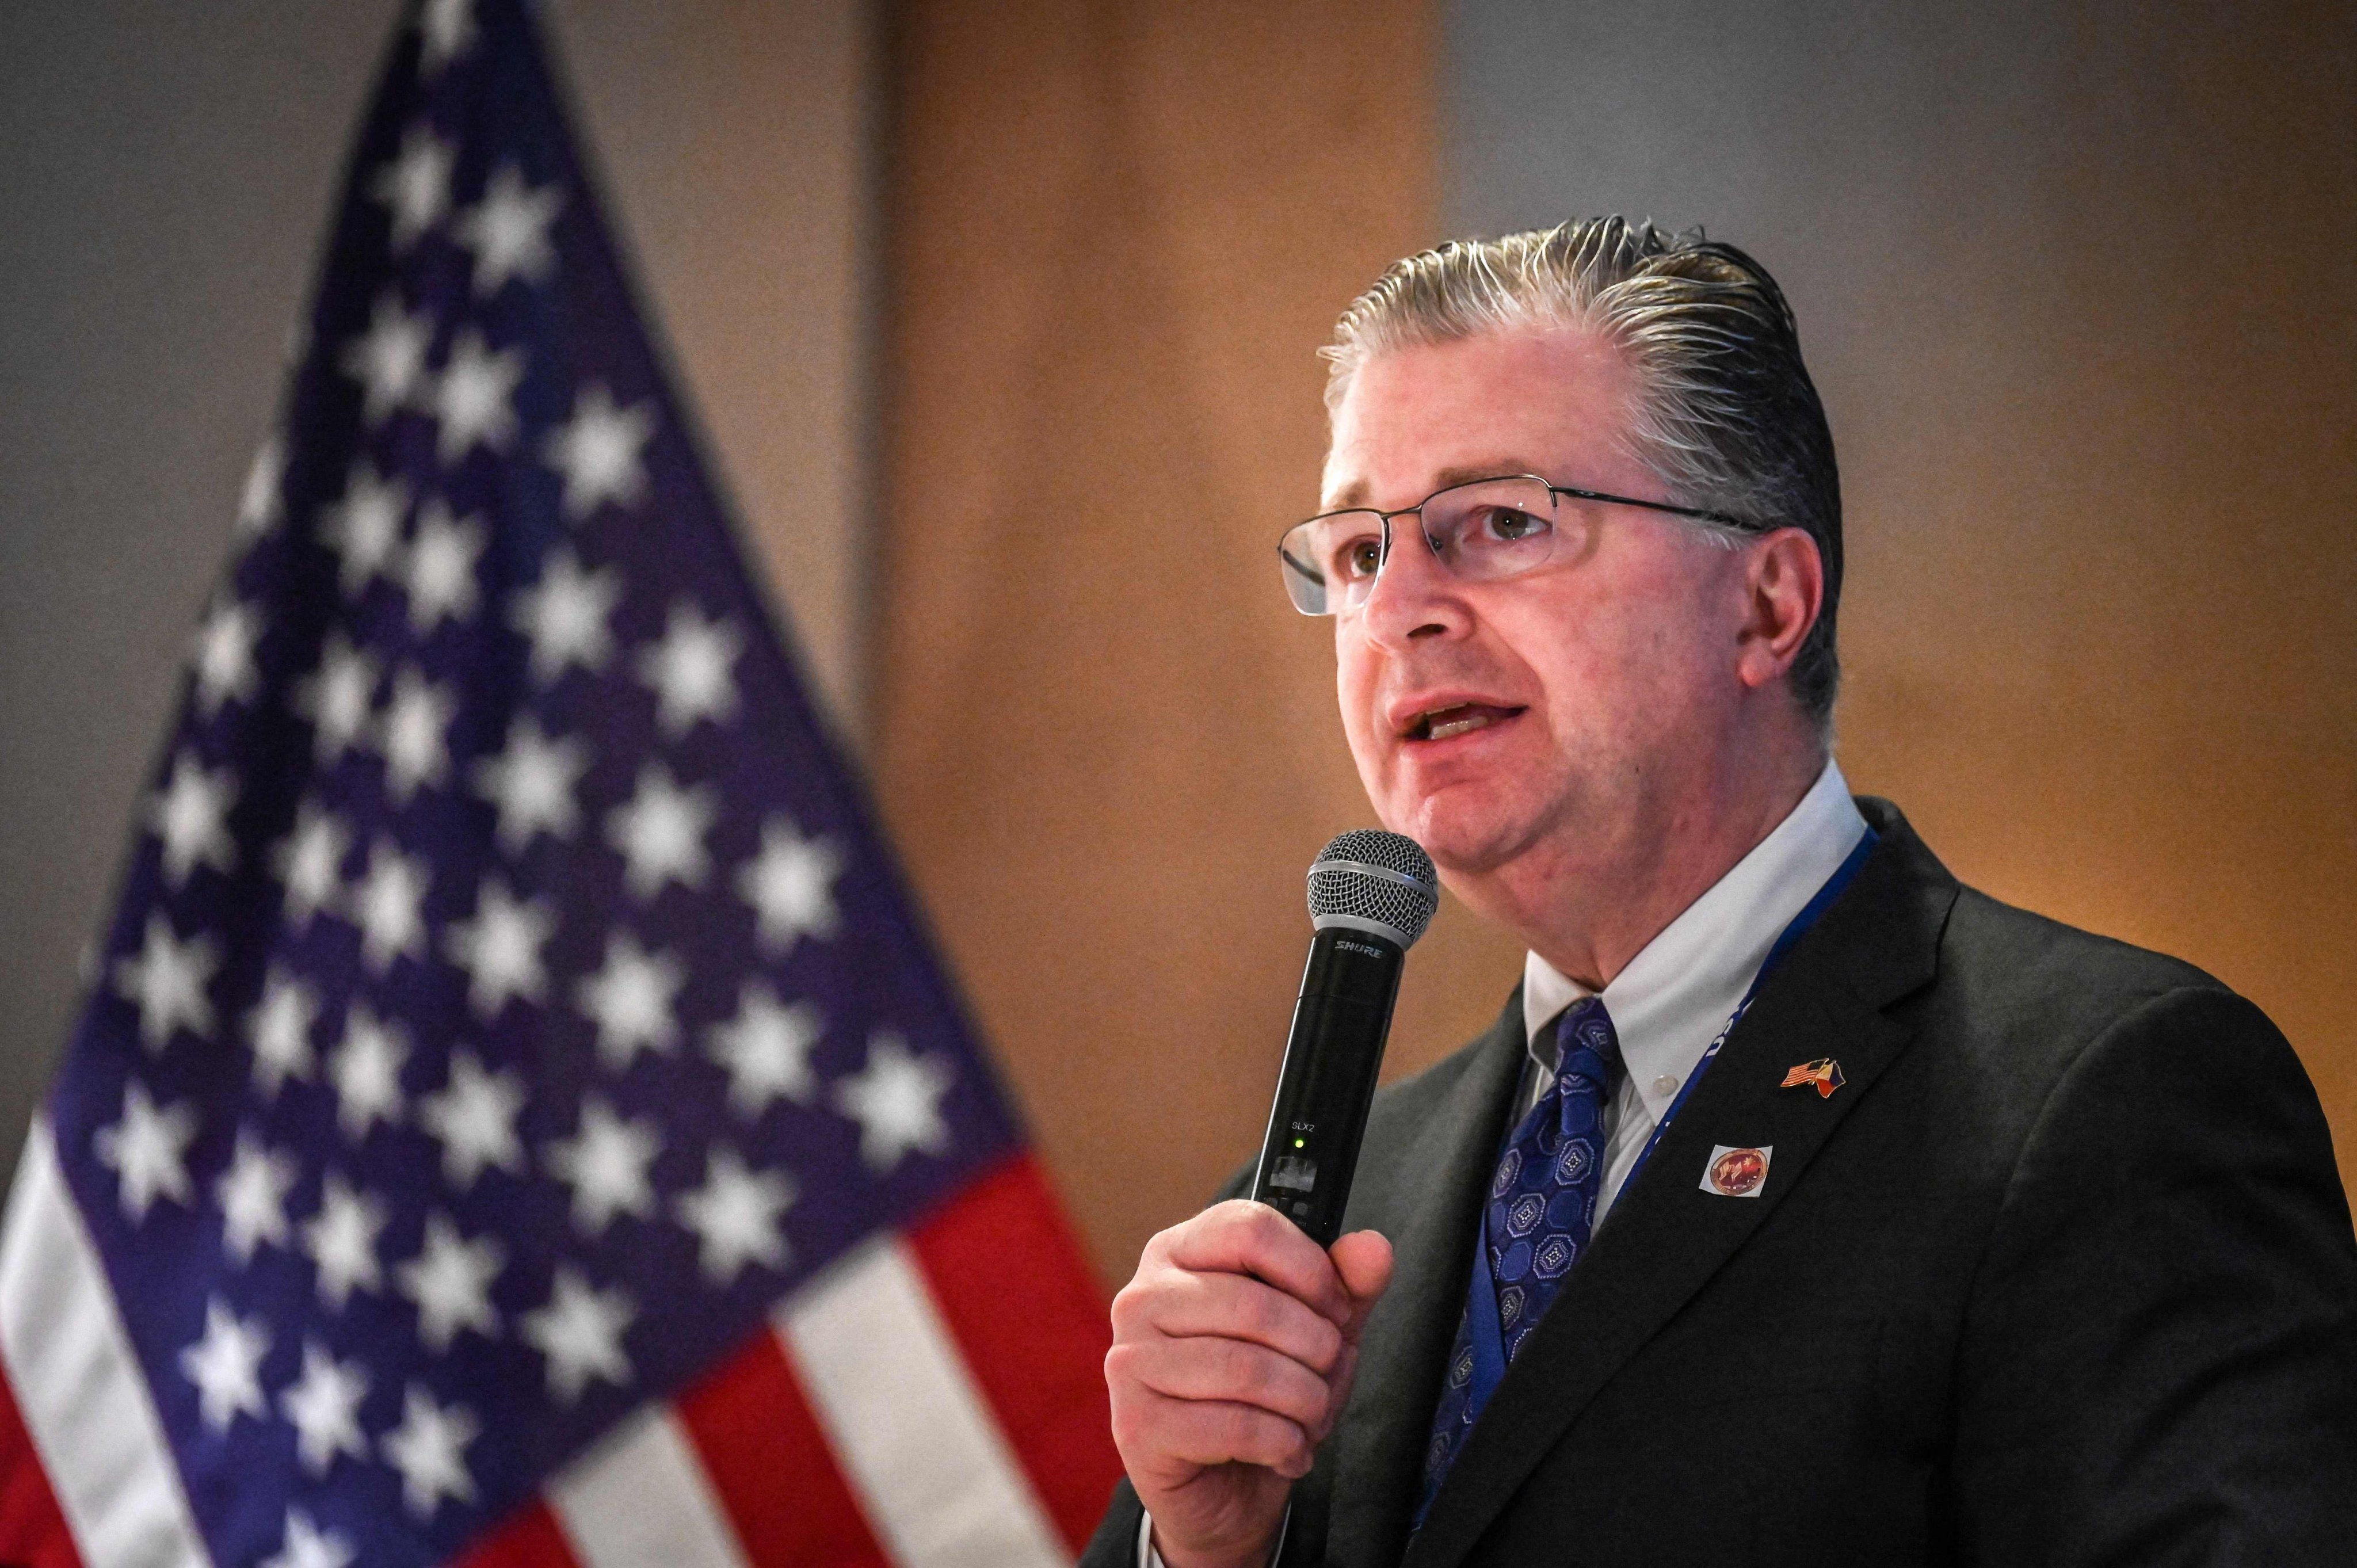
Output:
top-left (1403, 702), bottom-right (1525, 742)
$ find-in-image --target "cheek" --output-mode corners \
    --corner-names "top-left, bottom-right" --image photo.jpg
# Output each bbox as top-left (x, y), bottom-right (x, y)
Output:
top-left (1520, 567), bottom-right (1722, 732)
top-left (1333, 633), bottom-right (1386, 761)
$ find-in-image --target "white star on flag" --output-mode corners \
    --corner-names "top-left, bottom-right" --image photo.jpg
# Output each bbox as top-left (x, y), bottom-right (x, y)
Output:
top-left (94, 1081), bottom-right (198, 1219)
top-left (190, 596), bottom-right (264, 715)
top-left (418, 0), bottom-right (476, 75)
top-left (261, 1509), bottom-right (355, 1568)
top-left (235, 432), bottom-right (287, 540)
top-left (247, 965), bottom-right (322, 1097)
top-left (575, 932), bottom-right (685, 1069)
top-left (545, 1098), bottom-right (659, 1234)
top-left (303, 1174), bottom-right (388, 1310)
top-left (352, 838), bottom-right (430, 972)
top-left (401, 501), bottom-right (485, 631)
top-left (521, 1266), bottom-right (634, 1403)
top-left (737, 815), bottom-right (843, 955)
top-left (606, 762), bottom-right (716, 899)
top-left (148, 751), bottom-right (238, 887)
top-left (180, 1298), bottom-right (270, 1432)
top-left (443, 880), bottom-right (552, 1018)
top-left (272, 798), bottom-right (352, 927)
top-left (382, 1384), bottom-right (478, 1518)
top-left (279, 1342), bottom-right (370, 1475)
top-left (340, 290), bottom-right (434, 425)
top-left (320, 460), bottom-right (411, 594)
top-left (542, 383), bottom-right (653, 520)
top-left (216, 1131), bottom-right (297, 1262)
top-left (381, 666), bottom-right (456, 803)
top-left (328, 1004), bottom-right (409, 1142)
top-left (509, 548), bottom-right (619, 685)
top-left (396, 1214), bottom-right (504, 1352)
top-left (372, 123), bottom-right (453, 249)
top-left (295, 634), bottom-right (382, 764)
top-left (472, 715), bottom-right (587, 852)
top-left (636, 600), bottom-right (742, 737)
top-left (834, 1032), bottom-right (956, 1173)
top-left (674, 1147), bottom-right (795, 1284)
top-left (430, 327), bottom-right (525, 464)
top-left (457, 162), bottom-right (563, 296)
top-left (112, 912), bottom-right (218, 1051)
top-left (705, 982), bottom-right (825, 1116)
top-left (417, 1051), bottom-right (527, 1187)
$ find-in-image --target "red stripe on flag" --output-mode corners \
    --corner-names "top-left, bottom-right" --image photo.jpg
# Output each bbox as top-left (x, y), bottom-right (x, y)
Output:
top-left (675, 1326), bottom-right (887, 1567)
top-left (908, 1153), bottom-right (1124, 1552)
top-left (449, 1498), bottom-right (581, 1568)
top-left (0, 1368), bottom-right (80, 1568)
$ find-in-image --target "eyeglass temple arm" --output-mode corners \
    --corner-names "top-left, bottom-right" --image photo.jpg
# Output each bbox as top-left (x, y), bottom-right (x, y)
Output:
top-left (1547, 484), bottom-right (1749, 531)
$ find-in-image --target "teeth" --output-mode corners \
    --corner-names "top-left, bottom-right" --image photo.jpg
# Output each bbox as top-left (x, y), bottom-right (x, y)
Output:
top-left (1427, 712), bottom-right (1493, 741)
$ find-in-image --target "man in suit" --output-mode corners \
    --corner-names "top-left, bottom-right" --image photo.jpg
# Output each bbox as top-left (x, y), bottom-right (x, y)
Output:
top-left (1084, 219), bottom-right (2357, 1567)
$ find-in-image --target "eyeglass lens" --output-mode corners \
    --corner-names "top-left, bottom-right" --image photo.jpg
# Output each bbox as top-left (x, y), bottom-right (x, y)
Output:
top-left (1278, 476), bottom-right (1562, 616)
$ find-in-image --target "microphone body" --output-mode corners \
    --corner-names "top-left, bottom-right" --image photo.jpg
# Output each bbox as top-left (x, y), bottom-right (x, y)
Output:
top-left (1250, 927), bottom-right (1406, 1245)
top-left (1250, 831), bottom-right (1438, 1247)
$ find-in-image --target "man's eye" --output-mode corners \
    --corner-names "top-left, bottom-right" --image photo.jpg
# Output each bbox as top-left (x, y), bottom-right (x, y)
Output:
top-left (1481, 507), bottom-right (1549, 542)
top-left (1343, 538), bottom-right (1383, 578)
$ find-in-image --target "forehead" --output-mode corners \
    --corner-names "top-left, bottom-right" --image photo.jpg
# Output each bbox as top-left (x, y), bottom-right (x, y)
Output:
top-left (1320, 326), bottom-right (1643, 510)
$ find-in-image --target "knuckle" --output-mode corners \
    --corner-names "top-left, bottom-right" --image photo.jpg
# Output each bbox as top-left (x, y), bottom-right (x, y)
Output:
top-left (1104, 1342), bottom-right (1141, 1388)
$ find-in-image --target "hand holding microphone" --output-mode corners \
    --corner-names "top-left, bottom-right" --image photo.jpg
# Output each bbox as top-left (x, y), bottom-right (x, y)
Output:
top-left (1105, 833), bottom-right (1436, 1568)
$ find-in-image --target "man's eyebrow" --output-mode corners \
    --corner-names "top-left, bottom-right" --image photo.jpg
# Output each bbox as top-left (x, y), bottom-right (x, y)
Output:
top-left (1324, 459), bottom-right (1544, 512)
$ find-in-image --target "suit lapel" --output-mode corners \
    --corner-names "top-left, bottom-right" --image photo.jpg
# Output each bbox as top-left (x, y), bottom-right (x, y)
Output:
top-left (1403, 806), bottom-right (1958, 1568)
top-left (1315, 999), bottom-right (1528, 1568)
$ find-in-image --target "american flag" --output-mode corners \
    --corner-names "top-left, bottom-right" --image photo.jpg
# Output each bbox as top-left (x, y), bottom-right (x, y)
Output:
top-left (0, 2), bottom-right (1121, 1565)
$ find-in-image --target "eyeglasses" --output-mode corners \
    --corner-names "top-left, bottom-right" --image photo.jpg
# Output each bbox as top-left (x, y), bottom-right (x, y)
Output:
top-left (1276, 474), bottom-right (1748, 616)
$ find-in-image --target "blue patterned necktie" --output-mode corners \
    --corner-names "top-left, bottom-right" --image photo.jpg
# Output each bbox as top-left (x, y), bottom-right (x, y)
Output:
top-left (1416, 995), bottom-right (1625, 1524)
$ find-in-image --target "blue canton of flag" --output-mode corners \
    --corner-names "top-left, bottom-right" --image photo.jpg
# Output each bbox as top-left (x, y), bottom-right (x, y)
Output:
top-left (4, 3), bottom-right (1044, 1565)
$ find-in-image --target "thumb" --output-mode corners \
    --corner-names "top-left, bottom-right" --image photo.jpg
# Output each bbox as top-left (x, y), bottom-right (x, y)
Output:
top-left (1328, 1230), bottom-right (1395, 1338)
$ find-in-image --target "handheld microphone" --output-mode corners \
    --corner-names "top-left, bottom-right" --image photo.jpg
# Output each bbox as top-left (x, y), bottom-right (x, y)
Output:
top-left (1250, 830), bottom-right (1439, 1246)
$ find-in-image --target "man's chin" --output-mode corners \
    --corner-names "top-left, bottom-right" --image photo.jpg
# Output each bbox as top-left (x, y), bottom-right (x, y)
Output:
top-left (1394, 793), bottom-right (1550, 880)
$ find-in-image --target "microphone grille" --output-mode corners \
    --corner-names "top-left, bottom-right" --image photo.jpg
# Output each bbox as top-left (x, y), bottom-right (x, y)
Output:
top-left (1306, 830), bottom-right (1440, 948)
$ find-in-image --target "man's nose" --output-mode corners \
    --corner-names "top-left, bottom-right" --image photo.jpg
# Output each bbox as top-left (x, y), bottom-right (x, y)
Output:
top-left (1359, 521), bottom-right (1464, 645)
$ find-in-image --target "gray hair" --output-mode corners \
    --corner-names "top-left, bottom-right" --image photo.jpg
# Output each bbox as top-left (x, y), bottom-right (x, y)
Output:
top-left (1322, 218), bottom-right (1843, 726)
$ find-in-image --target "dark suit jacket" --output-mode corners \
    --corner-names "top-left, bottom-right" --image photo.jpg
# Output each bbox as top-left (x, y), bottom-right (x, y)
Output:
top-left (1084, 799), bottom-right (2357, 1566)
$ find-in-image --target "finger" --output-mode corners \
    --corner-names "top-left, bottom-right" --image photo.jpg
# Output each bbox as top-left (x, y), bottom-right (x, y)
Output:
top-left (1114, 1387), bottom-right (1314, 1477)
top-left (1111, 1334), bottom-right (1334, 1430)
top-left (1329, 1230), bottom-right (1396, 1338)
top-left (1145, 1270), bottom-right (1347, 1373)
top-left (1165, 1200), bottom-right (1353, 1324)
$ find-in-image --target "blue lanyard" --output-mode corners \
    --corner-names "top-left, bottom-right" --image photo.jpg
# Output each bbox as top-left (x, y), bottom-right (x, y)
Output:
top-left (1453, 827), bottom-right (1879, 1429)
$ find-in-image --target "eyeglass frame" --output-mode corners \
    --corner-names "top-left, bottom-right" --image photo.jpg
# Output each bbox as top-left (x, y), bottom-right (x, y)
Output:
top-left (1276, 472), bottom-right (1754, 616)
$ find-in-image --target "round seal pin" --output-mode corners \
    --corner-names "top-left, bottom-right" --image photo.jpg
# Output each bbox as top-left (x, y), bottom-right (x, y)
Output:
top-left (1701, 1144), bottom-right (1772, 1197)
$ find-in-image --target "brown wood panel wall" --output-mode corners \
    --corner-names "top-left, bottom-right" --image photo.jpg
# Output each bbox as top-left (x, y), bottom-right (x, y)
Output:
top-left (872, 0), bottom-right (1482, 1281)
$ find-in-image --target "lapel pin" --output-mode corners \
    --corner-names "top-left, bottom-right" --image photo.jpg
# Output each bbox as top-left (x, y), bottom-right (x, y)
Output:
top-left (1700, 1144), bottom-right (1772, 1198)
top-left (1781, 1057), bottom-right (1845, 1098)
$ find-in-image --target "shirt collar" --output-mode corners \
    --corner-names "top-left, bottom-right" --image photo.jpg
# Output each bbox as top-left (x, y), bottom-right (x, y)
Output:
top-left (1520, 759), bottom-right (1868, 1124)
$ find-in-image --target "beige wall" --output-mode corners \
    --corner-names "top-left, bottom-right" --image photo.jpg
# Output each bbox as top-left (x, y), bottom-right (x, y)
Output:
top-left (879, 0), bottom-right (2357, 1284)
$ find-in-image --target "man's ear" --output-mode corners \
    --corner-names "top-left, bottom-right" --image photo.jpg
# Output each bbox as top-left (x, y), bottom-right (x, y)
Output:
top-left (1734, 528), bottom-right (1823, 691)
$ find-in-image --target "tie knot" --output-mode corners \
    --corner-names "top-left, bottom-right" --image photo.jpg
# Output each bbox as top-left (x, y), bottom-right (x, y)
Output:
top-left (1554, 995), bottom-right (1623, 1087)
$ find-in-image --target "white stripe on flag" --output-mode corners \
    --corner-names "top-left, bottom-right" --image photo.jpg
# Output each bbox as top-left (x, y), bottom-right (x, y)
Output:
top-left (781, 1237), bottom-right (1069, 1568)
top-left (0, 1117), bottom-right (212, 1568)
top-left (549, 1404), bottom-right (750, 1568)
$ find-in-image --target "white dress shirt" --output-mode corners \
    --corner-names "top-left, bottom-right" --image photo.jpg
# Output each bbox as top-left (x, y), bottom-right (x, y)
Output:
top-left (1141, 761), bottom-right (1867, 1566)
